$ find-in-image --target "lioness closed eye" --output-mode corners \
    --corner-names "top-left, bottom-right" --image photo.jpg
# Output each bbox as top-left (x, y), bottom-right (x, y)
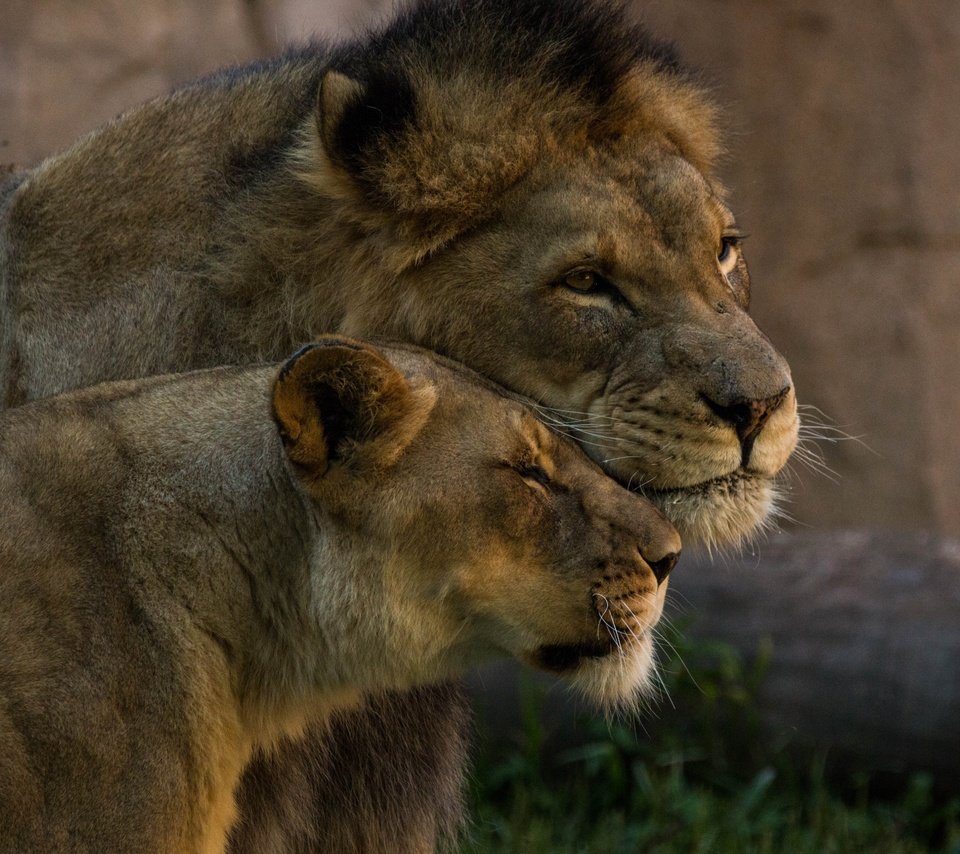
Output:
top-left (0, 337), bottom-right (679, 852)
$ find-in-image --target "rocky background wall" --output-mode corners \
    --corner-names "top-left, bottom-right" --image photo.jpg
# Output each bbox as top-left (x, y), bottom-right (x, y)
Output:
top-left (3, 0), bottom-right (956, 538)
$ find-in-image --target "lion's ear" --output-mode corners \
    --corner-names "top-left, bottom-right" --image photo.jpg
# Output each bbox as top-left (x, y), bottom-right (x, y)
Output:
top-left (272, 337), bottom-right (434, 477)
top-left (312, 67), bottom-right (527, 266)
top-left (317, 68), bottom-right (416, 183)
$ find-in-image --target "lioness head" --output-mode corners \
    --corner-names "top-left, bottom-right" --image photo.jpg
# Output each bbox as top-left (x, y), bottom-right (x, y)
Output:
top-left (292, 0), bottom-right (798, 548)
top-left (271, 338), bottom-right (680, 709)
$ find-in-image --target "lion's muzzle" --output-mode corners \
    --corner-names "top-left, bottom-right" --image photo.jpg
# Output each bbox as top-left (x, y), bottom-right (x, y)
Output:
top-left (702, 385), bottom-right (793, 468)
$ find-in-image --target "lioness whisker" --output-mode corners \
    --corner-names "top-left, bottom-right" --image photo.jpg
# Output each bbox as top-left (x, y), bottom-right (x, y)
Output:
top-left (529, 404), bottom-right (617, 423)
top-left (594, 594), bottom-right (623, 654)
top-left (593, 593), bottom-right (610, 643)
top-left (649, 636), bottom-right (675, 709)
top-left (650, 625), bottom-right (703, 698)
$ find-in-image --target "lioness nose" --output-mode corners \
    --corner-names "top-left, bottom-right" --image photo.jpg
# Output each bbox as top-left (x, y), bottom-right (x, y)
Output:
top-left (642, 548), bottom-right (681, 586)
top-left (704, 386), bottom-right (791, 463)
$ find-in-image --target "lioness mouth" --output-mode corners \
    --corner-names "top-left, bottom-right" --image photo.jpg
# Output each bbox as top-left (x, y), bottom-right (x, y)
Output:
top-left (533, 639), bottom-right (615, 673)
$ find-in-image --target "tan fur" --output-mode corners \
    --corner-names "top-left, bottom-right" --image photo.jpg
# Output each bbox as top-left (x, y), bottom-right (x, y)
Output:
top-left (0, 338), bottom-right (679, 852)
top-left (0, 2), bottom-right (799, 848)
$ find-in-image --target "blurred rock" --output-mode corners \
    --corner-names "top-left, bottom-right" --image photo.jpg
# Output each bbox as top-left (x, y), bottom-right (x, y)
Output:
top-left (674, 531), bottom-right (960, 778)
top-left (0, 0), bottom-right (387, 167)
top-left (1, 0), bottom-right (257, 166)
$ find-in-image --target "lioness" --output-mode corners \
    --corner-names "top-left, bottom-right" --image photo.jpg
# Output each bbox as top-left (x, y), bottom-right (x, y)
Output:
top-left (0, 337), bottom-right (680, 852)
top-left (0, 0), bottom-right (799, 847)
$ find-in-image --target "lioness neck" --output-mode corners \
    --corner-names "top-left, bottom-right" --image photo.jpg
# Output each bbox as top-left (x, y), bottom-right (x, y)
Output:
top-left (0, 369), bottom-right (397, 849)
top-left (106, 368), bottom-right (381, 721)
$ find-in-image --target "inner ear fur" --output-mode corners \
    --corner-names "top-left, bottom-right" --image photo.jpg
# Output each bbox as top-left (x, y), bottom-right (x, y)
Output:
top-left (272, 337), bottom-right (434, 476)
top-left (317, 68), bottom-right (417, 199)
top-left (310, 67), bottom-right (542, 265)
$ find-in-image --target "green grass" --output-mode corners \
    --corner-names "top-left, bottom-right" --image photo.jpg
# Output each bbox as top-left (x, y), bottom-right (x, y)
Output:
top-left (464, 625), bottom-right (960, 853)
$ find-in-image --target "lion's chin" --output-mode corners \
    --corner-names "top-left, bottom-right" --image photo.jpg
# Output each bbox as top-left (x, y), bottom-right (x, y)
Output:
top-left (648, 470), bottom-right (778, 549)
top-left (530, 634), bottom-right (656, 713)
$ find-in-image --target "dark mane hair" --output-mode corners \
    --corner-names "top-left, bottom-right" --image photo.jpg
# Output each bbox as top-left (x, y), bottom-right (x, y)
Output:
top-left (292, 0), bottom-right (718, 248)
top-left (332, 0), bottom-right (681, 104)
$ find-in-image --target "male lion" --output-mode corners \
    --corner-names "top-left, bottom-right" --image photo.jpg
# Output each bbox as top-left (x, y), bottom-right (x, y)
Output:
top-left (0, 337), bottom-right (680, 853)
top-left (0, 0), bottom-right (799, 848)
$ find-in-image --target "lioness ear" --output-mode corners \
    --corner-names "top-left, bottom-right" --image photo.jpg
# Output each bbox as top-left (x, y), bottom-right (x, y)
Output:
top-left (272, 337), bottom-right (434, 477)
top-left (318, 67), bottom-right (416, 182)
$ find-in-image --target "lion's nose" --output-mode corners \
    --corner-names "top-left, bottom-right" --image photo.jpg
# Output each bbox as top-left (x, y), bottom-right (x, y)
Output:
top-left (703, 386), bottom-right (791, 465)
top-left (641, 548), bottom-right (681, 586)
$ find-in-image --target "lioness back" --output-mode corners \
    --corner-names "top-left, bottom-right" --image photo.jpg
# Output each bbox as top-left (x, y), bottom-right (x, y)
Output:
top-left (0, 338), bottom-right (679, 852)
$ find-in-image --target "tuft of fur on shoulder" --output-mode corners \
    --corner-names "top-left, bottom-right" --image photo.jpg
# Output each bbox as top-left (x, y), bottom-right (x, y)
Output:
top-left (294, 0), bottom-right (722, 258)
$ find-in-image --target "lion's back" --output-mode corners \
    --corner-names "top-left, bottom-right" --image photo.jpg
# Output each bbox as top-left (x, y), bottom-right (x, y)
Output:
top-left (0, 51), bottom-right (327, 407)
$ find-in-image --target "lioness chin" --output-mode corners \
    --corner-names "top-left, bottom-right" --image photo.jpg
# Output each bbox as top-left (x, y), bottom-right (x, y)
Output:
top-left (0, 338), bottom-right (679, 852)
top-left (0, 0), bottom-right (800, 847)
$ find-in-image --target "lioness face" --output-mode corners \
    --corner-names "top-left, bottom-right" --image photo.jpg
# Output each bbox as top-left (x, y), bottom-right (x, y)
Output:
top-left (387, 143), bottom-right (799, 548)
top-left (275, 340), bottom-right (681, 710)
top-left (390, 397), bottom-right (682, 711)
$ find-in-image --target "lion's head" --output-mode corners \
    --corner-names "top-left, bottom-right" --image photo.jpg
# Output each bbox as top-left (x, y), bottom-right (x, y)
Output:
top-left (288, 0), bottom-right (798, 549)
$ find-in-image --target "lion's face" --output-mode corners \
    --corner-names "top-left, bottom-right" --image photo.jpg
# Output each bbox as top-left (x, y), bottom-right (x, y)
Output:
top-left (312, 18), bottom-right (798, 549)
top-left (385, 142), bottom-right (798, 548)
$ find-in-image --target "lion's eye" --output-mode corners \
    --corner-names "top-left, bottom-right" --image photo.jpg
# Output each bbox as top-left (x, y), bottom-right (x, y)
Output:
top-left (563, 270), bottom-right (601, 292)
top-left (718, 235), bottom-right (742, 277)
